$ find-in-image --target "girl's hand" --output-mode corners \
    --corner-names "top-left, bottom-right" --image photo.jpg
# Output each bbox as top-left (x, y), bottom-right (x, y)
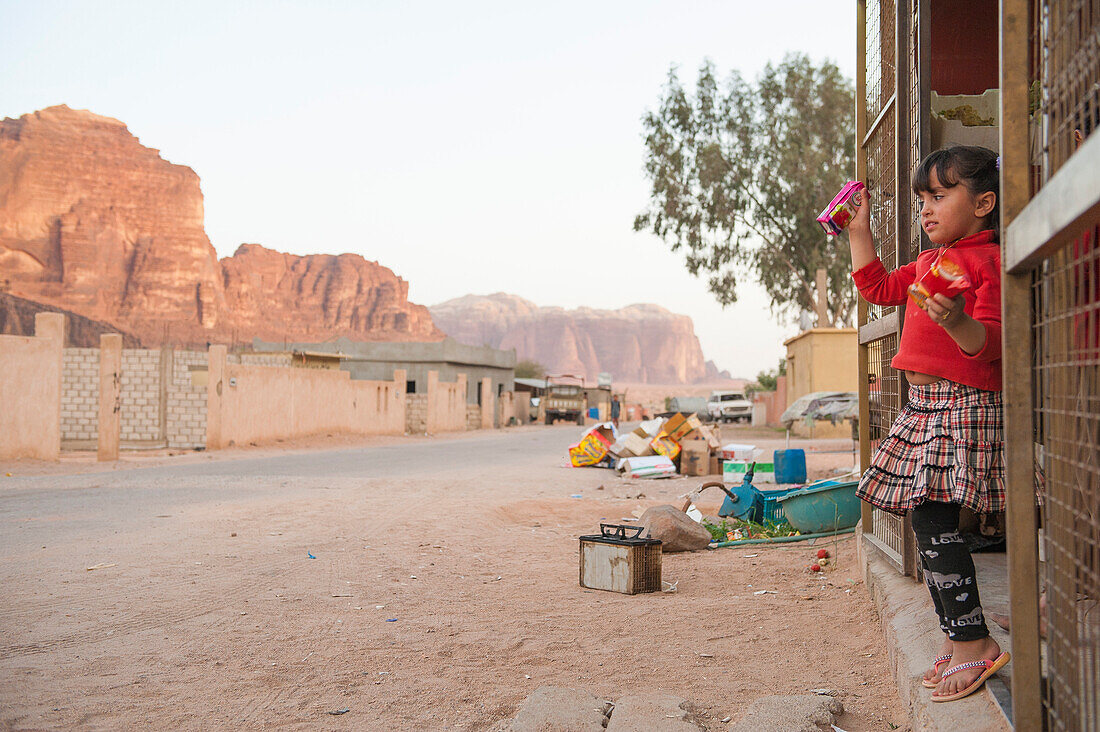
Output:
top-left (926, 293), bottom-right (966, 328)
top-left (848, 184), bottom-right (871, 235)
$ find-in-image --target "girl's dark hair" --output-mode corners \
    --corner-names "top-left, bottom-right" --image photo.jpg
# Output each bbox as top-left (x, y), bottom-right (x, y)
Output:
top-left (912, 145), bottom-right (1000, 234)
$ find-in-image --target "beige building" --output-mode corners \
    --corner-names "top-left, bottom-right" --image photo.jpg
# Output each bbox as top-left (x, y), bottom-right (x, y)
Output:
top-left (783, 327), bottom-right (857, 437)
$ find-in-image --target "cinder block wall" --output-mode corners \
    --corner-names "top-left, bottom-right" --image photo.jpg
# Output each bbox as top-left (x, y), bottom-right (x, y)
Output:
top-left (62, 348), bottom-right (99, 441)
top-left (167, 350), bottom-right (208, 449)
top-left (466, 404), bottom-right (481, 430)
top-left (120, 349), bottom-right (161, 442)
top-left (406, 394), bottom-right (428, 434)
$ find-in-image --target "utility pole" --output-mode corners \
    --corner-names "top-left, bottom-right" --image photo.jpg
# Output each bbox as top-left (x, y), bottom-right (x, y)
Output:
top-left (815, 268), bottom-right (830, 327)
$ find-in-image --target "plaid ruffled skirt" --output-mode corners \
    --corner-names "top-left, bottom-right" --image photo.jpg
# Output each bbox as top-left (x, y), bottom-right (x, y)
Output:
top-left (858, 380), bottom-right (1006, 515)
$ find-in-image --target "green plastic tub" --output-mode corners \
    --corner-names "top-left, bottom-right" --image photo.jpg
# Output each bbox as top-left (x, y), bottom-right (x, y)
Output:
top-left (775, 479), bottom-right (861, 534)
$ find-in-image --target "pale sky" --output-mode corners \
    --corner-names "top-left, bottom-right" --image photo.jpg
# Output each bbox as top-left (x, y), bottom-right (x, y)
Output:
top-left (1, 0), bottom-right (856, 379)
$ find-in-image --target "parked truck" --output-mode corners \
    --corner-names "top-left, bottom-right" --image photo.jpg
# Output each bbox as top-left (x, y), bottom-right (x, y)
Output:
top-left (543, 375), bottom-right (586, 425)
top-left (707, 390), bottom-right (753, 423)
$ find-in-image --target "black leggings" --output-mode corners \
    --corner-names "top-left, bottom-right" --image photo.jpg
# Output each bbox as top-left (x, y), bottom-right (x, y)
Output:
top-left (910, 501), bottom-right (990, 642)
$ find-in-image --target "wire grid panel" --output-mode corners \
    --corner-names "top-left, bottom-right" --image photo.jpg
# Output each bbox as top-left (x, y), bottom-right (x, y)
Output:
top-left (864, 0), bottom-right (897, 122)
top-left (906, 0), bottom-right (924, 262)
top-left (866, 332), bottom-right (906, 567)
top-left (1041, 0), bottom-right (1100, 183)
top-left (1032, 220), bottom-right (1100, 731)
top-left (864, 122), bottom-right (899, 323)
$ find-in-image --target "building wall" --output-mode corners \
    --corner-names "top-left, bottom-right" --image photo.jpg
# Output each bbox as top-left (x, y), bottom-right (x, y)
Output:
top-left (406, 394), bottom-right (428, 434)
top-left (168, 350), bottom-right (209, 449)
top-left (61, 348), bottom-right (99, 441)
top-left (60, 347), bottom-right (211, 448)
top-left (426, 372), bottom-right (467, 434)
top-left (784, 328), bottom-right (857, 438)
top-left (0, 314), bottom-right (63, 459)
top-left (466, 404), bottom-right (482, 431)
top-left (207, 358), bottom-right (406, 448)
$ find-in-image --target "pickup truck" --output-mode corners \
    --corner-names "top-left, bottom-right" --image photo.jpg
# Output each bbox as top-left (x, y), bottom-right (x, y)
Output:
top-left (707, 390), bottom-right (753, 423)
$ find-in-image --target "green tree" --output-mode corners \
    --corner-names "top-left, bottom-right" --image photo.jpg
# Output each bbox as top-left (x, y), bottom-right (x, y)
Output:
top-left (635, 54), bottom-right (856, 325)
top-left (514, 359), bottom-right (545, 379)
top-left (755, 358), bottom-right (787, 392)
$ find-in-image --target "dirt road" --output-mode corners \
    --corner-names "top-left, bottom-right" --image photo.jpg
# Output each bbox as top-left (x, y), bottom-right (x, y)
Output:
top-left (0, 425), bottom-right (906, 730)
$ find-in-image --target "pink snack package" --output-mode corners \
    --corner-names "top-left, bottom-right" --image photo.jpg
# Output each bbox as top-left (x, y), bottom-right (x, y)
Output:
top-left (816, 181), bottom-right (866, 236)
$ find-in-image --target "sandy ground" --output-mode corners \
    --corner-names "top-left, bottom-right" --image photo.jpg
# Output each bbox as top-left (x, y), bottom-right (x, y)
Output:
top-left (0, 425), bottom-right (905, 731)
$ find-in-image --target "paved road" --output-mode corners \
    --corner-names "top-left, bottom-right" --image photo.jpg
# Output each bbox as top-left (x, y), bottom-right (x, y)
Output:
top-left (0, 426), bottom-right (579, 554)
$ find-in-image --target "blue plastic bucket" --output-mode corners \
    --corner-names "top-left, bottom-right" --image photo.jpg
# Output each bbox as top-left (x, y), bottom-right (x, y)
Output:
top-left (773, 449), bottom-right (807, 484)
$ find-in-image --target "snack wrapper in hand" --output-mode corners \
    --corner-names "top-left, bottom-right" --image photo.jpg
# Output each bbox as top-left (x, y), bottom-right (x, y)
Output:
top-left (907, 254), bottom-right (971, 310)
top-left (816, 181), bottom-right (865, 236)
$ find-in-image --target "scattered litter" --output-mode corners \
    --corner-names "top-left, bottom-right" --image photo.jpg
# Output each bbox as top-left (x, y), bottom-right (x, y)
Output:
top-left (661, 580), bottom-right (679, 593)
top-left (742, 554), bottom-right (759, 558)
top-left (570, 494), bottom-right (583, 499)
top-left (307, 552), bottom-right (316, 559)
top-left (385, 618), bottom-right (397, 622)
top-left (331, 593), bottom-right (353, 598)
top-left (753, 590), bottom-right (777, 595)
top-left (811, 688), bottom-right (840, 696)
top-left (721, 716), bottom-right (731, 723)
top-left (831, 726), bottom-right (850, 732)
top-left (240, 612), bottom-right (247, 616)
top-left (375, 605), bottom-right (385, 609)
top-left (409, 575), bottom-right (417, 579)
top-left (85, 563), bottom-right (117, 571)
top-left (524, 674), bottom-right (531, 679)
top-left (378, 671), bottom-right (389, 675)
top-left (230, 532), bottom-right (237, 537)
top-left (328, 708), bottom-right (350, 716)
top-left (699, 653), bottom-right (714, 658)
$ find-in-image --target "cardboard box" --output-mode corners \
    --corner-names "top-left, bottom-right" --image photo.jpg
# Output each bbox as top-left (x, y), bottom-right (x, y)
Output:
top-left (690, 424), bottom-right (722, 450)
top-left (723, 460), bottom-right (775, 484)
top-left (613, 431), bottom-right (655, 458)
top-left (708, 454), bottom-right (723, 476)
top-left (651, 430), bottom-right (681, 461)
top-left (662, 413), bottom-right (703, 442)
top-left (568, 425), bottom-right (614, 467)
top-left (720, 443), bottom-right (758, 461)
top-left (680, 437), bottom-right (710, 476)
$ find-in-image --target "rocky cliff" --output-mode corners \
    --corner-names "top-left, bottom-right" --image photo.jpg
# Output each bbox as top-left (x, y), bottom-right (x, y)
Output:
top-left (430, 293), bottom-right (723, 384)
top-left (0, 106), bottom-right (440, 345)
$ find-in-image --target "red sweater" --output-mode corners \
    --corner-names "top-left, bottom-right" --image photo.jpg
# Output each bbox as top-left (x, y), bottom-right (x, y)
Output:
top-left (851, 230), bottom-right (1002, 391)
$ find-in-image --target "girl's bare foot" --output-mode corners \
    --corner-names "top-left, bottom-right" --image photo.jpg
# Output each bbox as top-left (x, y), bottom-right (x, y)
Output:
top-left (933, 636), bottom-right (1002, 698)
top-left (922, 635), bottom-right (953, 687)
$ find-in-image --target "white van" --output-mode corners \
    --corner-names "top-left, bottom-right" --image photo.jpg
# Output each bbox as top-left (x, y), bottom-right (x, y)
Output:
top-left (707, 390), bottom-right (752, 423)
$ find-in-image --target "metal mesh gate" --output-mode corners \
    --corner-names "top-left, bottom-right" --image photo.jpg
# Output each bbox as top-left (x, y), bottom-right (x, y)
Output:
top-left (1033, 220), bottom-right (1100, 731)
top-left (1024, 1), bottom-right (1100, 727)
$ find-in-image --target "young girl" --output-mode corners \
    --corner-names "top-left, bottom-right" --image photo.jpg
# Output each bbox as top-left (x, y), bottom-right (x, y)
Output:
top-left (847, 145), bottom-right (1011, 703)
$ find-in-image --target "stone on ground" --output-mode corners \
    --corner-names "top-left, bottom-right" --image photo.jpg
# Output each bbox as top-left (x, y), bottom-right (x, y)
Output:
top-left (640, 505), bottom-right (712, 552)
top-left (728, 693), bottom-right (844, 732)
top-left (509, 686), bottom-right (611, 731)
top-left (606, 692), bottom-right (704, 731)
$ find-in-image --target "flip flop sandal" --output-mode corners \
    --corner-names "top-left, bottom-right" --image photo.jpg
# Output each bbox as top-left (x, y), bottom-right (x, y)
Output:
top-left (931, 652), bottom-right (1011, 702)
top-left (921, 654), bottom-right (953, 689)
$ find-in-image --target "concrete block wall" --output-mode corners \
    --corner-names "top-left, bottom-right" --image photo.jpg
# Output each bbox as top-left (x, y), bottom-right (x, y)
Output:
top-left (167, 350), bottom-right (208, 449)
top-left (466, 404), bottom-right (481, 430)
top-left (406, 394), bottom-right (428, 434)
top-left (62, 348), bottom-right (100, 441)
top-left (119, 349), bottom-right (161, 442)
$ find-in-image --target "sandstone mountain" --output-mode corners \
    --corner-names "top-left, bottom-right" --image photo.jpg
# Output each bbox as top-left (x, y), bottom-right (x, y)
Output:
top-left (430, 293), bottom-right (727, 384)
top-left (0, 106), bottom-right (440, 345)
